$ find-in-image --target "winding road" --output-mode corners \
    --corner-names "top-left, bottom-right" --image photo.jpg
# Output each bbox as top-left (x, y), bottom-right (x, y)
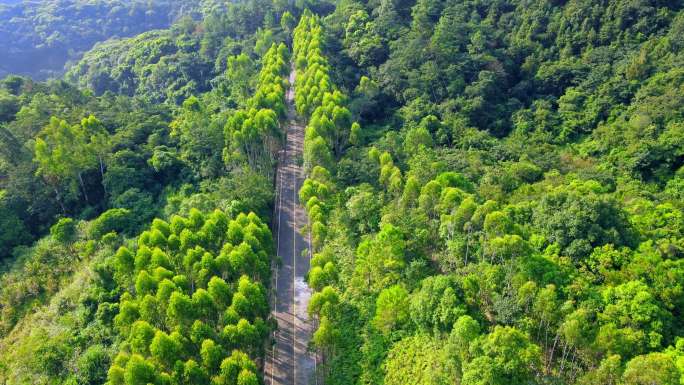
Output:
top-left (265, 65), bottom-right (316, 385)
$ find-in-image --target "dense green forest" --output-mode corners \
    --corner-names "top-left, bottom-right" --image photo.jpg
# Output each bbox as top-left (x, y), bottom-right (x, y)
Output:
top-left (0, 0), bottom-right (220, 80)
top-left (0, 0), bottom-right (295, 382)
top-left (1, 0), bottom-right (684, 384)
top-left (296, 1), bottom-right (684, 384)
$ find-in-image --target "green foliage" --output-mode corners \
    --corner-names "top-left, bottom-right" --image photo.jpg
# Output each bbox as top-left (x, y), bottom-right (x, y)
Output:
top-left (383, 334), bottom-right (458, 385)
top-left (294, 13), bottom-right (355, 170)
top-left (107, 209), bottom-right (270, 384)
top-left (65, 28), bottom-right (214, 104)
top-left (4, 3), bottom-right (684, 385)
top-left (448, 315), bottom-right (481, 363)
top-left (0, 1), bottom-right (203, 80)
top-left (224, 42), bottom-right (289, 176)
top-left (373, 285), bottom-right (410, 336)
top-left (226, 53), bottom-right (256, 104)
top-left (170, 96), bottom-right (225, 178)
top-left (50, 217), bottom-right (77, 244)
top-left (0, 191), bottom-right (30, 258)
top-left (89, 208), bottom-right (133, 239)
top-left (293, 4), bottom-right (684, 385)
top-left (597, 280), bottom-right (670, 357)
top-left (0, 5), bottom-right (294, 385)
top-left (462, 326), bottom-right (541, 385)
top-left (76, 345), bottom-right (111, 385)
top-left (353, 224), bottom-right (406, 293)
top-left (409, 275), bottom-right (466, 333)
top-left (34, 116), bottom-right (101, 203)
top-left (622, 352), bottom-right (679, 385)
top-left (532, 182), bottom-right (635, 260)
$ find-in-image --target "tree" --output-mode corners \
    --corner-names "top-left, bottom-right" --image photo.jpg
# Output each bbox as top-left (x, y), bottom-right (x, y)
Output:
top-left (304, 134), bottom-right (334, 172)
top-left (34, 117), bottom-right (96, 206)
top-left (200, 339), bottom-right (224, 372)
top-left (353, 224), bottom-right (406, 292)
top-left (462, 327), bottom-right (541, 385)
top-left (345, 184), bottom-right (382, 235)
top-left (183, 359), bottom-right (210, 384)
top-left (226, 54), bottom-right (256, 104)
top-left (0, 124), bottom-right (26, 165)
top-left (448, 315), bottom-right (481, 363)
top-left (89, 208), bottom-right (133, 238)
top-left (101, 209), bottom-right (274, 384)
top-left (308, 261), bottom-right (337, 292)
top-left (373, 285), bottom-right (410, 335)
top-left (123, 354), bottom-right (156, 385)
top-left (576, 354), bottom-right (622, 385)
top-left (309, 286), bottom-right (340, 318)
top-left (384, 335), bottom-right (458, 385)
top-left (0, 192), bottom-right (30, 258)
top-left (410, 275), bottom-right (466, 333)
top-left (208, 276), bottom-right (232, 308)
top-left (128, 320), bottom-right (155, 355)
top-left (230, 275), bottom-right (268, 320)
top-left (532, 185), bottom-right (634, 260)
top-left (237, 368), bottom-right (259, 385)
top-left (171, 96), bottom-right (225, 178)
top-left (135, 270), bottom-right (157, 296)
top-left (596, 280), bottom-right (669, 358)
top-left (193, 289), bottom-right (216, 322)
top-left (485, 234), bottom-right (531, 262)
top-left (215, 350), bottom-right (258, 385)
top-left (280, 11), bottom-right (296, 35)
top-left (418, 180), bottom-right (442, 218)
top-left (344, 10), bottom-right (386, 67)
top-left (76, 345), bottom-right (110, 385)
top-left (0, 89), bottom-right (19, 122)
top-left (349, 122), bottom-right (362, 146)
top-left (223, 319), bottom-right (260, 350)
top-left (50, 217), bottom-right (77, 244)
top-left (223, 42), bottom-right (288, 177)
top-left (81, 115), bottom-right (110, 184)
top-left (115, 300), bottom-right (140, 334)
top-left (404, 125), bottom-right (433, 156)
top-left (254, 29), bottom-right (276, 57)
top-left (150, 330), bottom-right (183, 369)
top-left (622, 353), bottom-right (679, 385)
top-left (167, 291), bottom-right (195, 327)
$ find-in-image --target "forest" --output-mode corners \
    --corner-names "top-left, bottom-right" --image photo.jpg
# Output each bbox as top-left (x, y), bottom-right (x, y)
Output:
top-left (0, 0), bottom-right (225, 80)
top-left (1, 0), bottom-right (684, 384)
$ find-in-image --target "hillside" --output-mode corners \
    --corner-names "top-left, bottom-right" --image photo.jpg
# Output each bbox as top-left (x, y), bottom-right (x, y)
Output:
top-left (0, 0), bottom-right (292, 382)
top-left (0, 0), bottom-right (218, 80)
top-left (0, 0), bottom-right (684, 384)
top-left (298, 1), bottom-right (684, 384)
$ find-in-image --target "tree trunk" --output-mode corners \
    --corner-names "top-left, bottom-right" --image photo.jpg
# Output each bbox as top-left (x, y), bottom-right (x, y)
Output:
top-left (98, 155), bottom-right (106, 195)
top-left (547, 332), bottom-right (560, 374)
top-left (53, 186), bottom-right (66, 214)
top-left (78, 172), bottom-right (89, 203)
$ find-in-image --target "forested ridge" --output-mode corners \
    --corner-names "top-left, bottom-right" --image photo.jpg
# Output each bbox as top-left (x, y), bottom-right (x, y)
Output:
top-left (0, 0), bottom-right (217, 80)
top-left (0, 0), bottom-right (684, 384)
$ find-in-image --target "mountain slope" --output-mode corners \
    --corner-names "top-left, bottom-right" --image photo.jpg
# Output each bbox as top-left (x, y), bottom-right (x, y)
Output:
top-left (0, 0), bottom-right (206, 80)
